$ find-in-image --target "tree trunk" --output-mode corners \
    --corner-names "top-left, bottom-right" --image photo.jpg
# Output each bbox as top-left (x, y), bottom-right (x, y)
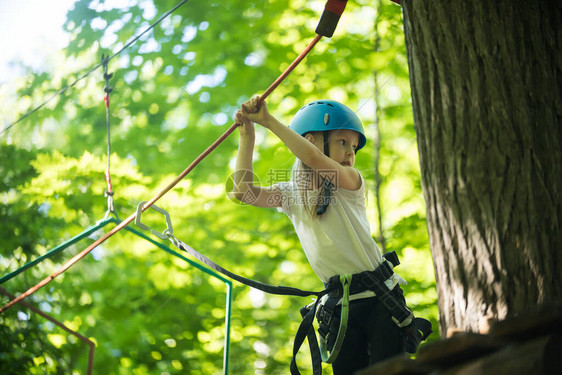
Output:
top-left (401, 0), bottom-right (562, 335)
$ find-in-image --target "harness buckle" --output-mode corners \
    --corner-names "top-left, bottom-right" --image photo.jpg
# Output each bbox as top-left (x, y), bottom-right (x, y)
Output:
top-left (316, 305), bottom-right (332, 327)
top-left (382, 251), bottom-right (400, 267)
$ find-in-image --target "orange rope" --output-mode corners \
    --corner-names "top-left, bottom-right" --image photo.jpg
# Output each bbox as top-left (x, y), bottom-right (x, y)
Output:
top-left (0, 287), bottom-right (95, 374)
top-left (0, 34), bottom-right (323, 314)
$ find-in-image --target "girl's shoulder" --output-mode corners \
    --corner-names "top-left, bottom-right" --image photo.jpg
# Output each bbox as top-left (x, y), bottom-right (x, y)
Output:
top-left (334, 170), bottom-right (365, 197)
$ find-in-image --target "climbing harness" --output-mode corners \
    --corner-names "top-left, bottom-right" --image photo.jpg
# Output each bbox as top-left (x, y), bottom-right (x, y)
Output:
top-left (135, 203), bottom-right (432, 375)
top-left (308, 252), bottom-right (433, 357)
top-left (293, 252), bottom-right (433, 374)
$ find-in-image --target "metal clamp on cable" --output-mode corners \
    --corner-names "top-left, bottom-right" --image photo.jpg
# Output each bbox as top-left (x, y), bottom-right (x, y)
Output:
top-left (103, 190), bottom-right (115, 219)
top-left (101, 54), bottom-right (113, 97)
top-left (315, 0), bottom-right (348, 38)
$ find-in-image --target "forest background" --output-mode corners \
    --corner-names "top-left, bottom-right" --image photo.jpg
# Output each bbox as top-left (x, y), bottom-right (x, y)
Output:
top-left (0, 0), bottom-right (439, 373)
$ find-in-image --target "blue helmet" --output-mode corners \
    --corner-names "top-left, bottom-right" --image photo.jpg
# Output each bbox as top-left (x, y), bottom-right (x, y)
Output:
top-left (289, 100), bottom-right (366, 151)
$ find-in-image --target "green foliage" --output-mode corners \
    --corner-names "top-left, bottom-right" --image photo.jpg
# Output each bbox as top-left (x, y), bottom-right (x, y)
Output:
top-left (0, 0), bottom-right (438, 373)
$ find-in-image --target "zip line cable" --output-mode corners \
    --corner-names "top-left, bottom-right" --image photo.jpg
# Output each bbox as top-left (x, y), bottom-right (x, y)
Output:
top-left (0, 0), bottom-right (190, 136)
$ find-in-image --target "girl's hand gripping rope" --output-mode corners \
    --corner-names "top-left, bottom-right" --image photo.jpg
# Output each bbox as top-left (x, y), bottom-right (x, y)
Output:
top-left (239, 96), bottom-right (274, 129)
top-left (234, 108), bottom-right (255, 139)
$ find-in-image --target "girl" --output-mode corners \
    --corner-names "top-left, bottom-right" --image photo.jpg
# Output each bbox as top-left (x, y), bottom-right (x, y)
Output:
top-left (233, 96), bottom-right (426, 374)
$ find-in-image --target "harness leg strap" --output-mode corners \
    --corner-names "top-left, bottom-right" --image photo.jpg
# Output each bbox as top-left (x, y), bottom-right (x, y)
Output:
top-left (299, 305), bottom-right (322, 375)
top-left (291, 298), bottom-right (322, 375)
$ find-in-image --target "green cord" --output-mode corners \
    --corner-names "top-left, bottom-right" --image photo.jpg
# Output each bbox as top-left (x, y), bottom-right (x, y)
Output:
top-left (320, 273), bottom-right (352, 363)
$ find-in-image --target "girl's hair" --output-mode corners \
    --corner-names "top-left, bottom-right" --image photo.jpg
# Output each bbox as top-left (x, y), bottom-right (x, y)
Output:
top-left (290, 130), bottom-right (331, 218)
top-left (291, 158), bottom-right (322, 218)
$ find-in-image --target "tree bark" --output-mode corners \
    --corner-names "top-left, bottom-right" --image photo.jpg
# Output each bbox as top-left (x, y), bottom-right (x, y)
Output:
top-left (402, 0), bottom-right (562, 335)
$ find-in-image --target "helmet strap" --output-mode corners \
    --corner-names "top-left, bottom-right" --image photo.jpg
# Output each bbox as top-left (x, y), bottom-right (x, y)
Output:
top-left (322, 130), bottom-right (330, 158)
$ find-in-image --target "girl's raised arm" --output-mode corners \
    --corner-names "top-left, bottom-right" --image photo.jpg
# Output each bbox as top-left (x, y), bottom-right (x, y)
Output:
top-left (232, 109), bottom-right (283, 208)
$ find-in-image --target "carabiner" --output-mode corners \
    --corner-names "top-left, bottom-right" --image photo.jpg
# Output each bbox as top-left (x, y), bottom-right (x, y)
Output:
top-left (135, 201), bottom-right (174, 240)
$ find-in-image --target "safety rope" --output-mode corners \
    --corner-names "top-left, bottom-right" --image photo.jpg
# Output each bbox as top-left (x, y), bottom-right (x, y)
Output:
top-left (0, 0), bottom-right (190, 136)
top-left (166, 230), bottom-right (328, 298)
top-left (0, 287), bottom-right (95, 375)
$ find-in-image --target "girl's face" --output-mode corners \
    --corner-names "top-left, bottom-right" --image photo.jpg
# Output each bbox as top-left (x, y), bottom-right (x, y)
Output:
top-left (326, 129), bottom-right (360, 167)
